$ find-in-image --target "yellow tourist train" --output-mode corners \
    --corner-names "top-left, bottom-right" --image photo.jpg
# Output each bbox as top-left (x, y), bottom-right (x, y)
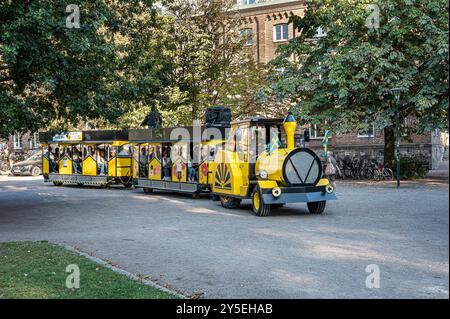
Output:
top-left (39, 112), bottom-right (337, 216)
top-left (39, 130), bottom-right (137, 188)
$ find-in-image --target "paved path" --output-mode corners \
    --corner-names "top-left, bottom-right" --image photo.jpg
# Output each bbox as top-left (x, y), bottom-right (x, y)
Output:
top-left (0, 177), bottom-right (448, 299)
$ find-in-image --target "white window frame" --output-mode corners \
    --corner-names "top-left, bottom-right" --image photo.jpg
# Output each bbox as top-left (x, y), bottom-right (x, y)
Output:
top-left (29, 132), bottom-right (39, 149)
top-left (309, 124), bottom-right (326, 140)
top-left (273, 24), bottom-right (289, 43)
top-left (357, 125), bottom-right (375, 138)
top-left (13, 133), bottom-right (22, 150)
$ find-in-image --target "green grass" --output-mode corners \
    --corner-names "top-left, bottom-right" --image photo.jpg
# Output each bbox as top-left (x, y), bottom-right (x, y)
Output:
top-left (0, 241), bottom-right (178, 299)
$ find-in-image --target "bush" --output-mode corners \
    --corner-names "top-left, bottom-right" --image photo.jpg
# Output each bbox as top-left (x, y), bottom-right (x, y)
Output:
top-left (398, 155), bottom-right (430, 179)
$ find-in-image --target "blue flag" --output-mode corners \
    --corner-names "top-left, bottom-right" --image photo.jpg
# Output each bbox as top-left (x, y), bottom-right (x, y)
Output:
top-left (322, 130), bottom-right (332, 157)
top-left (267, 132), bottom-right (282, 154)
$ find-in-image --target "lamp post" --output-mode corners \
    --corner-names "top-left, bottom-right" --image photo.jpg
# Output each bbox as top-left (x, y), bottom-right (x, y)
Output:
top-left (390, 88), bottom-right (402, 189)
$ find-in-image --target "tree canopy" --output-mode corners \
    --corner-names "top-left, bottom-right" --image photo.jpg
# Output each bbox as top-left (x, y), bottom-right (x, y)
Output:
top-left (271, 0), bottom-right (449, 135)
top-left (159, 0), bottom-right (278, 127)
top-left (0, 0), bottom-right (171, 137)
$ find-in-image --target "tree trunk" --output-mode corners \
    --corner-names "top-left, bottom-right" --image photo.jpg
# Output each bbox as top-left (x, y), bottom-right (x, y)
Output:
top-left (384, 126), bottom-right (396, 168)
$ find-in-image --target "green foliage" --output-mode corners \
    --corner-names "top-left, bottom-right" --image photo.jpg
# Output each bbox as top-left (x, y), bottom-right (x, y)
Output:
top-left (398, 154), bottom-right (430, 179)
top-left (0, 0), bottom-right (171, 137)
top-left (270, 0), bottom-right (449, 134)
top-left (0, 241), bottom-right (177, 299)
top-left (160, 0), bottom-right (275, 126)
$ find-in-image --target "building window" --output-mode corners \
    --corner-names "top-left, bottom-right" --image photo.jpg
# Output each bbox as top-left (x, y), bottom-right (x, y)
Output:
top-left (358, 125), bottom-right (375, 138)
top-left (274, 24), bottom-right (289, 42)
top-left (13, 133), bottom-right (22, 150)
top-left (240, 0), bottom-right (256, 5)
top-left (240, 28), bottom-right (253, 46)
top-left (29, 132), bottom-right (39, 149)
top-left (310, 125), bottom-right (325, 139)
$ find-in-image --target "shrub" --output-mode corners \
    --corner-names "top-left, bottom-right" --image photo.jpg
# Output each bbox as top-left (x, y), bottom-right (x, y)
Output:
top-left (398, 155), bottom-right (430, 179)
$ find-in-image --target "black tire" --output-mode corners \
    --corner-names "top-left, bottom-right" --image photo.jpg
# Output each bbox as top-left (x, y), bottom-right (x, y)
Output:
top-left (31, 166), bottom-right (42, 176)
top-left (143, 188), bottom-right (153, 194)
top-left (219, 196), bottom-right (241, 209)
top-left (307, 201), bottom-right (327, 214)
top-left (252, 187), bottom-right (271, 217)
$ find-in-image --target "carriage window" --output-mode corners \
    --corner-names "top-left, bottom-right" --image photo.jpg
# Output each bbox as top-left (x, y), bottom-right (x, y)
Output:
top-left (236, 127), bottom-right (249, 162)
top-left (119, 144), bottom-right (132, 156)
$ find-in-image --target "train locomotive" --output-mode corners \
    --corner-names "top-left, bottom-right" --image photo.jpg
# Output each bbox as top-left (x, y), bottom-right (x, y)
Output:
top-left (211, 113), bottom-right (337, 216)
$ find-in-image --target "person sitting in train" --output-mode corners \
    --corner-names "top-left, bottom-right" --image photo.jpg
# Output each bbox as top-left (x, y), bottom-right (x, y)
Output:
top-left (187, 160), bottom-right (196, 182)
top-left (140, 147), bottom-right (149, 178)
top-left (162, 152), bottom-right (172, 181)
top-left (97, 149), bottom-right (108, 175)
top-left (72, 147), bottom-right (82, 174)
top-left (50, 147), bottom-right (60, 173)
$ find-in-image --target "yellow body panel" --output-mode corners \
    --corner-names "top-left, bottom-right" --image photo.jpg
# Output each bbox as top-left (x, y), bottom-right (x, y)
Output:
top-left (43, 156), bottom-right (50, 175)
top-left (59, 156), bottom-right (73, 175)
top-left (172, 160), bottom-right (187, 183)
top-left (132, 159), bottom-right (139, 179)
top-left (317, 178), bottom-right (331, 187)
top-left (82, 156), bottom-right (97, 176)
top-left (212, 150), bottom-right (249, 196)
top-left (198, 162), bottom-right (209, 185)
top-left (148, 158), bottom-right (162, 180)
top-left (255, 149), bottom-right (291, 186)
top-left (108, 158), bottom-right (116, 177)
top-left (257, 180), bottom-right (278, 189)
top-left (116, 157), bottom-right (132, 177)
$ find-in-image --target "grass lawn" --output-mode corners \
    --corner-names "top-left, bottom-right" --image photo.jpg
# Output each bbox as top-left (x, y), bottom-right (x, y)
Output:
top-left (0, 241), bottom-right (178, 299)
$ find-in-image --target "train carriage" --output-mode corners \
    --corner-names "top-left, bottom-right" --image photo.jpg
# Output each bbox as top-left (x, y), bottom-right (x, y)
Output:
top-left (39, 130), bottom-right (136, 188)
top-left (129, 126), bottom-right (228, 197)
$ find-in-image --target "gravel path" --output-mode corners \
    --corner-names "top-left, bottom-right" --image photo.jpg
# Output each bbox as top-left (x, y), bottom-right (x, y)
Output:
top-left (0, 176), bottom-right (448, 298)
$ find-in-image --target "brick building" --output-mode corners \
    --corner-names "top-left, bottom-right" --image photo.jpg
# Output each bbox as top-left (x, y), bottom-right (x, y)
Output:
top-left (237, 0), bottom-right (449, 169)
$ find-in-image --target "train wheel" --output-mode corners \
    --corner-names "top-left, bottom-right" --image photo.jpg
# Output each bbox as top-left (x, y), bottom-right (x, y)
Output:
top-left (211, 195), bottom-right (220, 202)
top-left (143, 188), bottom-right (153, 194)
top-left (192, 191), bottom-right (201, 199)
top-left (219, 196), bottom-right (241, 209)
top-left (123, 183), bottom-right (133, 189)
top-left (252, 187), bottom-right (271, 217)
top-left (53, 181), bottom-right (63, 187)
top-left (307, 201), bottom-right (327, 214)
top-left (77, 183), bottom-right (84, 187)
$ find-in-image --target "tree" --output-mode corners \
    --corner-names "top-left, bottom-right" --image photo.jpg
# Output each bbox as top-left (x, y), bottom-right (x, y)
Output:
top-left (160, 0), bottom-right (274, 126)
top-left (270, 0), bottom-right (449, 165)
top-left (0, 0), bottom-right (171, 137)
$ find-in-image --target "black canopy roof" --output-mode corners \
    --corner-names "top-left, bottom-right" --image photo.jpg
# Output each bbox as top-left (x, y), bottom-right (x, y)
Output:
top-left (129, 126), bottom-right (229, 143)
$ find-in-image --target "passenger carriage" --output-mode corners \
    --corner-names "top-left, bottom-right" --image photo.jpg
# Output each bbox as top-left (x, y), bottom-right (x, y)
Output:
top-left (129, 125), bottom-right (229, 197)
top-left (39, 130), bottom-right (137, 188)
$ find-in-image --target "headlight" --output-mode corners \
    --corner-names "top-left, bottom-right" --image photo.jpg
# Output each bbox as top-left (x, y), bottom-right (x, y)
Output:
top-left (259, 170), bottom-right (268, 180)
top-left (272, 187), bottom-right (282, 198)
top-left (326, 185), bottom-right (334, 194)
